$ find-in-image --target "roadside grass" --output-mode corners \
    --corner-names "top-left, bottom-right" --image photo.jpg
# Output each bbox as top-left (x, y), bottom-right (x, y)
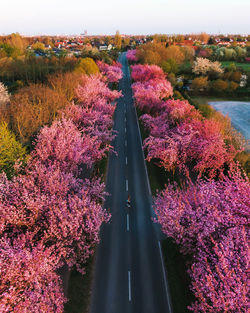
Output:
top-left (136, 107), bottom-right (194, 312)
top-left (64, 255), bottom-right (95, 313)
top-left (220, 61), bottom-right (250, 72)
top-left (93, 156), bottom-right (109, 183)
top-left (162, 239), bottom-right (194, 313)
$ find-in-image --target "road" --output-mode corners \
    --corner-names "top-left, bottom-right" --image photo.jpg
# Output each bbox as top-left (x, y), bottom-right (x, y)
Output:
top-left (90, 52), bottom-right (172, 313)
top-left (209, 101), bottom-right (250, 148)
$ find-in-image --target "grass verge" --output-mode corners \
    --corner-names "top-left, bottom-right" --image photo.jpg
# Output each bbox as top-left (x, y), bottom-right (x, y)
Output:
top-left (162, 239), bottom-right (194, 313)
top-left (64, 255), bottom-right (95, 313)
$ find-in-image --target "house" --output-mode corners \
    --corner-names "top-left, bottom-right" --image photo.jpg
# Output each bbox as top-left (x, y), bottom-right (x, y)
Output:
top-left (98, 44), bottom-right (113, 51)
top-left (99, 45), bottom-right (108, 51)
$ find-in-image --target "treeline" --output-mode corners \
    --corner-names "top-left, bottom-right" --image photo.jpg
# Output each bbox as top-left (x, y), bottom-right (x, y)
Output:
top-left (129, 60), bottom-right (249, 312)
top-left (0, 55), bottom-right (78, 90)
top-left (129, 41), bottom-right (250, 97)
top-left (0, 59), bottom-right (123, 312)
top-left (0, 56), bottom-right (122, 175)
top-left (0, 33), bottom-right (119, 92)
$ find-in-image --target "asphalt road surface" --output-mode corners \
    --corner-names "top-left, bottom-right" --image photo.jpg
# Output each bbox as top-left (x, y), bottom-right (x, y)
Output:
top-left (209, 101), bottom-right (250, 147)
top-left (90, 53), bottom-right (172, 313)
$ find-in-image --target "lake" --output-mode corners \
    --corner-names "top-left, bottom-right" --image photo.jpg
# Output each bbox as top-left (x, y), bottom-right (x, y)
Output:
top-left (209, 101), bottom-right (250, 150)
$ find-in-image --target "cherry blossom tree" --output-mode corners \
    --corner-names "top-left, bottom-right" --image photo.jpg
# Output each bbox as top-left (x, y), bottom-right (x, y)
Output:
top-left (0, 121), bottom-right (110, 311)
top-left (126, 50), bottom-right (138, 62)
top-left (142, 107), bottom-right (237, 179)
top-left (133, 58), bottom-right (248, 313)
top-left (0, 236), bottom-right (66, 313)
top-left (154, 169), bottom-right (250, 312)
top-left (0, 69), bottom-right (121, 311)
top-left (97, 61), bottom-right (123, 83)
top-left (132, 78), bottom-right (173, 112)
top-left (76, 74), bottom-right (122, 108)
top-left (131, 64), bottom-right (166, 82)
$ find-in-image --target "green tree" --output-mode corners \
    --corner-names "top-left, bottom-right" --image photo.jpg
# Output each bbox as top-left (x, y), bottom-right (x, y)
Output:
top-left (74, 57), bottom-right (99, 75)
top-left (161, 59), bottom-right (178, 74)
top-left (0, 122), bottom-right (26, 178)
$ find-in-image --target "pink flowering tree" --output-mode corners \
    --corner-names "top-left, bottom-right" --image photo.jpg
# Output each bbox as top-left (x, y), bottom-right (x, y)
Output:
top-left (131, 64), bottom-right (166, 82)
top-left (126, 50), bottom-right (138, 62)
top-left (154, 169), bottom-right (250, 312)
top-left (63, 103), bottom-right (115, 147)
top-left (143, 118), bottom-right (237, 179)
top-left (76, 74), bottom-right (122, 108)
top-left (0, 126), bottom-right (110, 311)
top-left (0, 235), bottom-right (66, 313)
top-left (32, 118), bottom-right (98, 172)
top-left (132, 59), bottom-right (249, 313)
top-left (132, 78), bottom-right (173, 113)
top-left (96, 61), bottom-right (123, 83)
top-left (0, 70), bottom-right (119, 311)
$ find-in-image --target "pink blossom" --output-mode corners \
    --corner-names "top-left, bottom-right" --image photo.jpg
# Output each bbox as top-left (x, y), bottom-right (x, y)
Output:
top-left (154, 169), bottom-right (250, 311)
top-left (97, 61), bottom-right (123, 83)
top-left (126, 50), bottom-right (138, 62)
top-left (131, 64), bottom-right (166, 82)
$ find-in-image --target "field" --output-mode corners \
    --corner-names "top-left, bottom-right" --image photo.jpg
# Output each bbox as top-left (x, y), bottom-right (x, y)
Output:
top-left (220, 61), bottom-right (250, 72)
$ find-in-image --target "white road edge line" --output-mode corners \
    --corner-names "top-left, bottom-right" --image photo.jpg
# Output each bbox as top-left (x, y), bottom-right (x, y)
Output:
top-left (126, 157), bottom-right (128, 165)
top-left (128, 271), bottom-right (131, 302)
top-left (158, 241), bottom-right (173, 313)
top-left (126, 179), bottom-right (128, 191)
top-left (127, 214), bottom-right (129, 231)
top-left (125, 127), bottom-right (127, 133)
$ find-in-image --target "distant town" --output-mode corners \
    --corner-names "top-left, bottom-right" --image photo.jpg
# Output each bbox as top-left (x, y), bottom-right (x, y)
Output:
top-left (1, 32), bottom-right (248, 58)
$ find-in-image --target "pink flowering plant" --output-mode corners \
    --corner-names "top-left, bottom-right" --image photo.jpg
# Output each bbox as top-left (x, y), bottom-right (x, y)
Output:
top-left (97, 61), bottom-right (123, 83)
top-left (126, 50), bottom-right (138, 62)
top-left (154, 169), bottom-right (250, 312)
top-left (0, 71), bottom-right (122, 311)
top-left (131, 60), bottom-right (249, 312)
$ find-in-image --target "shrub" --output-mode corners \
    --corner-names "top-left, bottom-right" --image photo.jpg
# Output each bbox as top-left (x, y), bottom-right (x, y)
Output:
top-left (230, 71), bottom-right (242, 83)
top-left (228, 81), bottom-right (239, 92)
top-left (210, 79), bottom-right (228, 93)
top-left (191, 76), bottom-right (209, 93)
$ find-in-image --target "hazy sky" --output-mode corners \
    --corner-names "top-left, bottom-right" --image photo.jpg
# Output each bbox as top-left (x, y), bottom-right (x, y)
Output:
top-left (1, 0), bottom-right (249, 35)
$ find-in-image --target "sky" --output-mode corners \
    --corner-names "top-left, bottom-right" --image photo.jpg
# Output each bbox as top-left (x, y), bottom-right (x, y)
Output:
top-left (0, 0), bottom-right (250, 36)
